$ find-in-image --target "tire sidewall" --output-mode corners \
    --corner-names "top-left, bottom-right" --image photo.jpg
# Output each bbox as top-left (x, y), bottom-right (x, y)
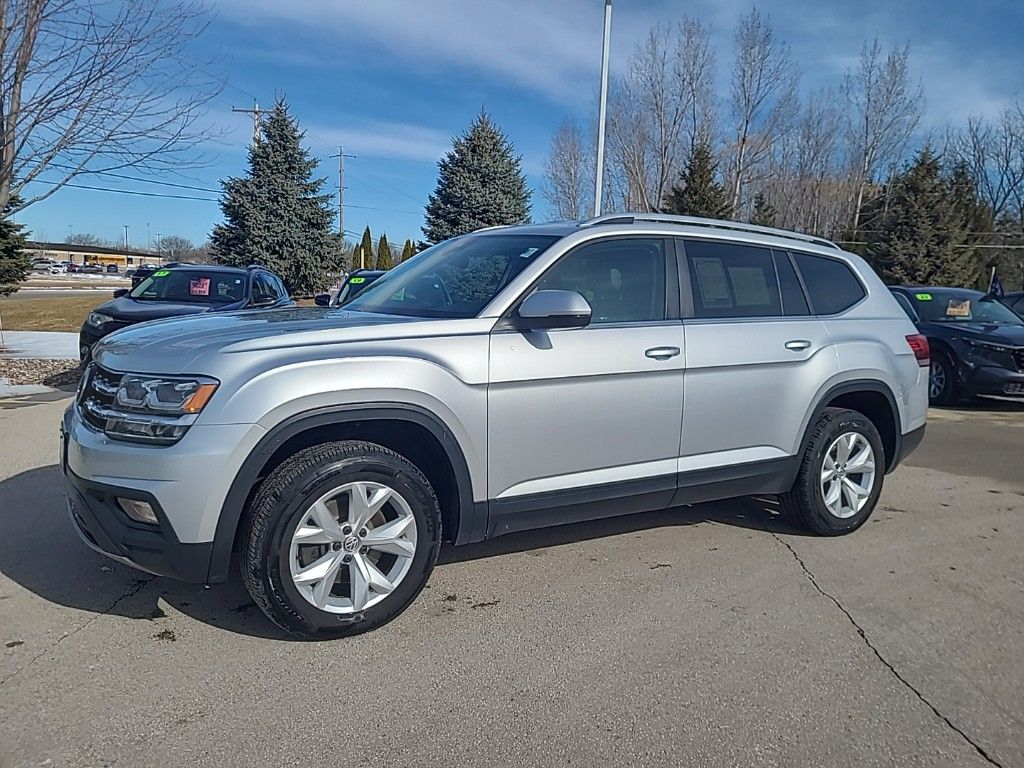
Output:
top-left (260, 453), bottom-right (440, 637)
top-left (930, 353), bottom-right (956, 406)
top-left (803, 411), bottom-right (884, 535)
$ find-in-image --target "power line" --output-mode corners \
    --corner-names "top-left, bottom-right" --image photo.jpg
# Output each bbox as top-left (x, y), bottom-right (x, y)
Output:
top-left (48, 163), bottom-right (219, 194)
top-left (31, 179), bottom-right (217, 202)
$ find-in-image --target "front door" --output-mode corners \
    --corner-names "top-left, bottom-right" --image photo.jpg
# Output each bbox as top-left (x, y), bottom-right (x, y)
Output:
top-left (487, 236), bottom-right (684, 534)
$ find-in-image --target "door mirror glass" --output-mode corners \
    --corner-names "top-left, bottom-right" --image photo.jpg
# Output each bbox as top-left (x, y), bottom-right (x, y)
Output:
top-left (516, 290), bottom-right (591, 330)
top-left (314, 293), bottom-right (330, 307)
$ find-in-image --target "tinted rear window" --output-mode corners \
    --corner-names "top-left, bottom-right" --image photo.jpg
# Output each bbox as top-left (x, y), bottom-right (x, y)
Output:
top-left (685, 240), bottom-right (782, 319)
top-left (793, 253), bottom-right (866, 315)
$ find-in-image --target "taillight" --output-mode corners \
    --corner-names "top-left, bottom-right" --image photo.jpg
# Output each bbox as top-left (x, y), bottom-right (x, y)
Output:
top-left (906, 334), bottom-right (930, 367)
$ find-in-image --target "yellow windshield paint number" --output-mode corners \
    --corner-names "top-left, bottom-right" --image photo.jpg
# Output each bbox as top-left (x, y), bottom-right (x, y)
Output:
top-left (914, 292), bottom-right (932, 301)
top-left (153, 270), bottom-right (170, 277)
top-left (349, 277), bottom-right (366, 284)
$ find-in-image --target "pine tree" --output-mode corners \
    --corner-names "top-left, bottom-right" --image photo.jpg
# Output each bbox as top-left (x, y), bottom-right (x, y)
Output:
top-left (662, 142), bottom-right (731, 219)
top-left (376, 234), bottom-right (393, 270)
top-left (423, 111), bottom-right (531, 244)
top-left (750, 193), bottom-right (778, 227)
top-left (357, 226), bottom-right (374, 270)
top-left (866, 146), bottom-right (977, 285)
top-left (0, 196), bottom-right (29, 296)
top-left (210, 99), bottom-right (341, 294)
top-left (400, 239), bottom-right (415, 262)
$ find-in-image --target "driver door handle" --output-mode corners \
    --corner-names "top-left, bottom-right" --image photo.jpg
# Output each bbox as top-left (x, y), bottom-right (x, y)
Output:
top-left (785, 339), bottom-right (812, 351)
top-left (645, 346), bottom-right (681, 360)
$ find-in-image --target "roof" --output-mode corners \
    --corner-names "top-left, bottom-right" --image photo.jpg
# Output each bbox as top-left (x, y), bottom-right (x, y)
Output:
top-left (891, 285), bottom-right (985, 295)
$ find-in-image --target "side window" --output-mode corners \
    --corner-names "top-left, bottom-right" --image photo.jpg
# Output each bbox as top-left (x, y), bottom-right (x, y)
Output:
top-left (773, 250), bottom-right (809, 316)
top-left (685, 240), bottom-right (782, 319)
top-left (274, 276), bottom-right (289, 298)
top-left (891, 291), bottom-right (918, 321)
top-left (535, 238), bottom-right (666, 323)
top-left (252, 274), bottom-right (276, 302)
top-left (793, 253), bottom-right (866, 315)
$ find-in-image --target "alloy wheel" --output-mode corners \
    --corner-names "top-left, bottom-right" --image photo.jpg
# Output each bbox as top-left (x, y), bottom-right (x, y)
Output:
top-left (288, 481), bottom-right (418, 614)
top-left (929, 360), bottom-right (946, 400)
top-left (820, 432), bottom-right (876, 519)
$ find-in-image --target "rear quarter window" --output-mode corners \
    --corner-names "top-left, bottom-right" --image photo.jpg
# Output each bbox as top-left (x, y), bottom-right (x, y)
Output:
top-left (793, 253), bottom-right (866, 315)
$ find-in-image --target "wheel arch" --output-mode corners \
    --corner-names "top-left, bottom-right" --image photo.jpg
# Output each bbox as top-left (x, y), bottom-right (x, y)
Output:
top-left (207, 404), bottom-right (484, 584)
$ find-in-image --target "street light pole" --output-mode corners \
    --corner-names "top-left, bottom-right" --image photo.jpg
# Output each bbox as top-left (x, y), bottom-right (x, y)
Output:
top-left (593, 0), bottom-right (612, 217)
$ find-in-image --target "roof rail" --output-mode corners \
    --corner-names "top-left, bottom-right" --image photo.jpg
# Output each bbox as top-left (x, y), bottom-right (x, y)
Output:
top-left (578, 213), bottom-right (839, 250)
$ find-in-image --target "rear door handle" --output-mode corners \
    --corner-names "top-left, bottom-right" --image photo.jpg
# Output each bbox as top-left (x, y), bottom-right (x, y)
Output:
top-left (785, 339), bottom-right (812, 351)
top-left (645, 346), bottom-right (681, 360)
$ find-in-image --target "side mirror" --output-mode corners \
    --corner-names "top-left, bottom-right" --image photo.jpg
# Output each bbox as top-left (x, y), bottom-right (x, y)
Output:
top-left (112, 288), bottom-right (128, 298)
top-left (250, 296), bottom-right (276, 308)
top-left (314, 293), bottom-right (330, 307)
top-left (515, 290), bottom-right (592, 330)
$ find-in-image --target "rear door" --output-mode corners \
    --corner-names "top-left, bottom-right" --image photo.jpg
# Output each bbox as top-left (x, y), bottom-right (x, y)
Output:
top-left (678, 239), bottom-right (838, 468)
top-left (487, 236), bottom-right (684, 528)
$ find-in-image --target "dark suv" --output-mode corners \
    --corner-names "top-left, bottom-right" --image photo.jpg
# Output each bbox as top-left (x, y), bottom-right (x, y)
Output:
top-left (79, 264), bottom-right (292, 361)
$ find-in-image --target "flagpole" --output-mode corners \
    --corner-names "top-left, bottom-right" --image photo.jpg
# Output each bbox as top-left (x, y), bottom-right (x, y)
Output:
top-left (593, 0), bottom-right (612, 217)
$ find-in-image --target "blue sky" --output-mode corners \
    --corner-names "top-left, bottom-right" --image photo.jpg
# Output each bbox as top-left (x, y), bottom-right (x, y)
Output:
top-left (16, 0), bottom-right (1024, 250)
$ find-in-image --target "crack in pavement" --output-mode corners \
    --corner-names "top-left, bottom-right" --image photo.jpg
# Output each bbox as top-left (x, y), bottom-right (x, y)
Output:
top-left (0, 575), bottom-right (156, 688)
top-left (768, 531), bottom-right (1003, 768)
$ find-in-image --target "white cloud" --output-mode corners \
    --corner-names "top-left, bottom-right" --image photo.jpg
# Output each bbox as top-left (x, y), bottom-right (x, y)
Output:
top-left (304, 121), bottom-right (452, 163)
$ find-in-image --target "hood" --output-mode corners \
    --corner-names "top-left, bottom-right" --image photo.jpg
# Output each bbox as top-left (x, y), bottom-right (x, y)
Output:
top-left (925, 321), bottom-right (1024, 346)
top-left (92, 306), bottom-right (453, 373)
top-left (95, 296), bottom-right (218, 323)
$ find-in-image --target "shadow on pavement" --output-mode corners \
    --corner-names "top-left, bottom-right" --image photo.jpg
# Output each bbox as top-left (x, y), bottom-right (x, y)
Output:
top-left (0, 463), bottom-right (801, 640)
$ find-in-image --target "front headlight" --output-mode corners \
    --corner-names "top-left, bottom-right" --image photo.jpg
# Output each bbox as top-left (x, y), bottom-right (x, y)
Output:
top-left (81, 373), bottom-right (219, 444)
top-left (87, 312), bottom-right (114, 327)
top-left (965, 339), bottom-right (1018, 365)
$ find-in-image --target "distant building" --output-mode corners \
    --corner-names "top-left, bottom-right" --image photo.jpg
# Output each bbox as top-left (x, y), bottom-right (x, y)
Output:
top-left (24, 241), bottom-right (163, 268)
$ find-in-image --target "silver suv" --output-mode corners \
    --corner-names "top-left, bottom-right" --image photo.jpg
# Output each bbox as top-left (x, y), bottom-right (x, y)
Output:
top-left (61, 214), bottom-right (929, 637)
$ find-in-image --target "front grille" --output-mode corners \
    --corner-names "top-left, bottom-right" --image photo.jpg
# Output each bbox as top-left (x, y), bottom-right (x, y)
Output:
top-left (77, 364), bottom-right (121, 430)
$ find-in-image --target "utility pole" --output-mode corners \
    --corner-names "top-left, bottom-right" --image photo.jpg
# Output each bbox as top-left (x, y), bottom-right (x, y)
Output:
top-left (330, 146), bottom-right (356, 236)
top-left (232, 100), bottom-right (262, 144)
top-left (593, 0), bottom-right (612, 217)
top-left (123, 225), bottom-right (129, 250)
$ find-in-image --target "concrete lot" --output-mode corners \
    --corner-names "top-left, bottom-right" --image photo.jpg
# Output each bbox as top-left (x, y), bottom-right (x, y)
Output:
top-left (0, 396), bottom-right (1021, 768)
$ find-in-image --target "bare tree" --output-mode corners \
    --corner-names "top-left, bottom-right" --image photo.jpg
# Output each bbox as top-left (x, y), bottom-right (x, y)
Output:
top-left (67, 232), bottom-right (111, 247)
top-left (157, 234), bottom-right (195, 262)
top-left (606, 19), bottom-right (716, 212)
top-left (947, 101), bottom-right (1024, 222)
top-left (542, 119), bottom-right (589, 220)
top-left (842, 40), bottom-right (924, 234)
top-left (0, 0), bottom-right (221, 214)
top-left (727, 8), bottom-right (799, 217)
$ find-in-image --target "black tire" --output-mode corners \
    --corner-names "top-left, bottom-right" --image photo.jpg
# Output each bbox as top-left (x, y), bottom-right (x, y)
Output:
top-left (240, 440), bottom-right (441, 638)
top-left (779, 407), bottom-right (884, 536)
top-left (929, 352), bottom-right (958, 406)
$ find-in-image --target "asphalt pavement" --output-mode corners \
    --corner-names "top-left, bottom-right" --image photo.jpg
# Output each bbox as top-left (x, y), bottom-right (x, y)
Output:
top-left (0, 396), bottom-right (1021, 768)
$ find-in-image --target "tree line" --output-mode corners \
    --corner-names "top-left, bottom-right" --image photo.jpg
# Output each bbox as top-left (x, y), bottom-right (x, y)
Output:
top-left (543, 8), bottom-right (1024, 289)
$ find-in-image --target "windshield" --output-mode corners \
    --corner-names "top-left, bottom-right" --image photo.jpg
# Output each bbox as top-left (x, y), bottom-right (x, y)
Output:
top-left (129, 269), bottom-right (246, 304)
top-left (334, 274), bottom-right (382, 306)
top-left (909, 290), bottom-right (1023, 324)
top-left (343, 234), bottom-right (560, 318)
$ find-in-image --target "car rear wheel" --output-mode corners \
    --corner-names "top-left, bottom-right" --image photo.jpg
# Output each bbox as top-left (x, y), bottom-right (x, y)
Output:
top-left (929, 353), bottom-right (957, 406)
top-left (779, 407), bottom-right (884, 536)
top-left (241, 440), bottom-right (441, 638)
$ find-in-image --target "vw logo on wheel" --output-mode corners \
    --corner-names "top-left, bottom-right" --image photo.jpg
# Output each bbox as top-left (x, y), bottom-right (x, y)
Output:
top-left (343, 534), bottom-right (360, 552)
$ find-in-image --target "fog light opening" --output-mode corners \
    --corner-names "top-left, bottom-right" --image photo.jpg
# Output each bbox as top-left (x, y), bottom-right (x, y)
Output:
top-left (116, 498), bottom-right (158, 525)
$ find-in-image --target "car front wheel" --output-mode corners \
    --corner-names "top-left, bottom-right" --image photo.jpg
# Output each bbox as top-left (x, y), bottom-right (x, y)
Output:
top-left (241, 440), bottom-right (441, 638)
top-left (929, 353), bottom-right (957, 406)
top-left (780, 407), bottom-right (884, 536)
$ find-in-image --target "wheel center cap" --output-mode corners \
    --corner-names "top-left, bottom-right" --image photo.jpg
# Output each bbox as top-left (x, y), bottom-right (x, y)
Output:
top-left (343, 534), bottom-right (360, 552)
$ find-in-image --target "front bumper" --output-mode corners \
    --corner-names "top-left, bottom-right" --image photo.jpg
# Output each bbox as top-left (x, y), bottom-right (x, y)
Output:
top-left (61, 404), bottom-right (266, 583)
top-left (961, 364), bottom-right (1024, 397)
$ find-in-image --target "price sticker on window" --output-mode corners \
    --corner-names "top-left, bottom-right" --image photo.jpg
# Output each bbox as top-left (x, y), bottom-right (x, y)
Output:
top-left (190, 277), bottom-right (211, 296)
top-left (946, 299), bottom-right (971, 317)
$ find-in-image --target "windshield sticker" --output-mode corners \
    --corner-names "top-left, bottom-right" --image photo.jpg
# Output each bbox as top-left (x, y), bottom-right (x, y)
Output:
top-left (914, 292), bottom-right (932, 301)
top-left (153, 269), bottom-right (170, 277)
top-left (349, 276), bottom-right (366, 284)
top-left (518, 247), bottom-right (540, 259)
top-left (189, 277), bottom-right (211, 296)
top-left (946, 299), bottom-right (971, 317)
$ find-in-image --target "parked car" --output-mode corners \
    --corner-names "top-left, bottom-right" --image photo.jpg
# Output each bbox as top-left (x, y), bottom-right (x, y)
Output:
top-left (106, 264), bottom-right (119, 274)
top-left (78, 263), bottom-right (293, 362)
top-left (47, 264), bottom-right (67, 274)
top-left (31, 258), bottom-right (56, 271)
top-left (66, 263), bottom-right (82, 274)
top-left (1002, 291), bottom-right (1024, 316)
top-left (890, 286), bottom-right (1024, 404)
top-left (81, 263), bottom-right (103, 274)
top-left (314, 269), bottom-right (386, 307)
top-left (63, 214), bottom-right (927, 638)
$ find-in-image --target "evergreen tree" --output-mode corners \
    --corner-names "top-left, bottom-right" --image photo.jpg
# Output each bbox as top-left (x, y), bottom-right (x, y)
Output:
top-left (375, 234), bottom-right (393, 270)
top-left (357, 226), bottom-right (374, 270)
top-left (750, 193), bottom-right (778, 227)
top-left (0, 196), bottom-right (29, 296)
top-left (210, 99), bottom-right (341, 294)
top-left (662, 142), bottom-right (731, 219)
top-left (866, 146), bottom-right (977, 285)
top-left (423, 111), bottom-right (531, 244)
top-left (400, 239), bottom-right (415, 262)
